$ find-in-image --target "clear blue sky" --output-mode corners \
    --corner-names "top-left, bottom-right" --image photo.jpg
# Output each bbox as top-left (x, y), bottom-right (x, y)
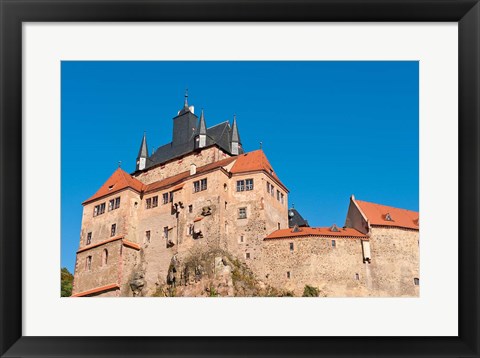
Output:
top-left (61, 61), bottom-right (419, 273)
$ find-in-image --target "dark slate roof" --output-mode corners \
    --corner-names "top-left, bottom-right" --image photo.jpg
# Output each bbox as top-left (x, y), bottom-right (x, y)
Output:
top-left (144, 120), bottom-right (242, 170)
top-left (288, 208), bottom-right (309, 228)
top-left (137, 133), bottom-right (149, 159)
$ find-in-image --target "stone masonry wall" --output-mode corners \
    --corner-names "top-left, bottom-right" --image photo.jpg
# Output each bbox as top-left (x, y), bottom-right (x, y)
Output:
top-left (368, 226), bottom-right (420, 296)
top-left (263, 236), bottom-right (369, 296)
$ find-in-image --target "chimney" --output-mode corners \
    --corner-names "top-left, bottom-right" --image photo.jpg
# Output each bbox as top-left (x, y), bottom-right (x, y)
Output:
top-left (190, 164), bottom-right (197, 175)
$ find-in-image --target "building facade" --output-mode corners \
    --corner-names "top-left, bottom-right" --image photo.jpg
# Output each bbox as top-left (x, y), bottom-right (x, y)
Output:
top-left (71, 96), bottom-right (419, 297)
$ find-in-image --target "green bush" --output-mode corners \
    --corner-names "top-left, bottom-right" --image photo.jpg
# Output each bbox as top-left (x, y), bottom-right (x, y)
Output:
top-left (61, 267), bottom-right (73, 297)
top-left (303, 285), bottom-right (319, 297)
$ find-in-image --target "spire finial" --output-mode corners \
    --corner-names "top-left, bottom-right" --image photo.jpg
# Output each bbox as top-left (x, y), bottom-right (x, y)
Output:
top-left (118, 161), bottom-right (122, 168)
top-left (259, 141), bottom-right (263, 149)
top-left (184, 88), bottom-right (189, 108)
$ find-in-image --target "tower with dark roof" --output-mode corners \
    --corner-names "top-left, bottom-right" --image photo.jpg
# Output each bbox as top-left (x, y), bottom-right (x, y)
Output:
top-left (136, 132), bottom-right (149, 171)
top-left (230, 114), bottom-right (241, 155)
top-left (195, 109), bottom-right (207, 149)
top-left (172, 90), bottom-right (198, 147)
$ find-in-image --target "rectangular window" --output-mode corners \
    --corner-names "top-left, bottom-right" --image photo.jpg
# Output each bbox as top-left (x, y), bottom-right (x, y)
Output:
top-left (281, 193), bottom-right (284, 204)
top-left (245, 178), bottom-right (254, 191)
top-left (188, 224), bottom-right (194, 236)
top-left (108, 199), bottom-right (114, 211)
top-left (86, 232), bottom-right (92, 245)
top-left (277, 190), bottom-right (281, 201)
top-left (238, 207), bottom-right (247, 219)
top-left (164, 226), bottom-right (169, 239)
top-left (332, 240), bottom-right (336, 248)
top-left (414, 278), bottom-right (419, 285)
top-left (290, 242), bottom-right (294, 252)
top-left (162, 193), bottom-right (169, 205)
top-left (169, 192), bottom-right (174, 203)
top-left (286, 271), bottom-right (291, 279)
top-left (266, 182), bottom-right (270, 192)
top-left (193, 179), bottom-right (208, 192)
top-left (271, 185), bottom-right (275, 196)
top-left (152, 196), bottom-right (158, 208)
top-left (246, 252), bottom-right (251, 259)
top-left (188, 205), bottom-right (193, 213)
top-left (278, 222), bottom-right (281, 230)
top-left (355, 273), bottom-right (360, 280)
top-left (240, 235), bottom-right (244, 243)
top-left (145, 230), bottom-right (151, 243)
top-left (236, 180), bottom-right (245, 192)
top-left (94, 203), bottom-right (106, 216)
top-left (114, 197), bottom-right (121, 209)
top-left (146, 198), bottom-right (152, 209)
top-left (111, 223), bottom-right (116, 237)
top-left (86, 256), bottom-right (92, 271)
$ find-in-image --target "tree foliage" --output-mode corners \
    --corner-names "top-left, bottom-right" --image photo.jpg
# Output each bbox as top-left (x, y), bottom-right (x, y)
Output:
top-left (61, 267), bottom-right (74, 297)
top-left (302, 284), bottom-right (319, 297)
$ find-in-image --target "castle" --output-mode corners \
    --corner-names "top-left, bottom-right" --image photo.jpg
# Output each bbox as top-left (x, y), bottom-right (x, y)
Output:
top-left (71, 94), bottom-right (419, 297)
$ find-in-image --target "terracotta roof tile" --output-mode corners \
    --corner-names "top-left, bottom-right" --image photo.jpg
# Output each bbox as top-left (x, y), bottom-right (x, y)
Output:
top-left (355, 199), bottom-right (419, 230)
top-left (144, 156), bottom-right (237, 193)
top-left (83, 168), bottom-right (144, 205)
top-left (71, 283), bottom-right (119, 297)
top-left (265, 227), bottom-right (367, 240)
top-left (231, 150), bottom-right (287, 190)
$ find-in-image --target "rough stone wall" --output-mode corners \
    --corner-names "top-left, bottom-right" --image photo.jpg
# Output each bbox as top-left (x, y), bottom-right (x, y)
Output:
top-left (368, 226), bottom-right (420, 296)
top-left (345, 198), bottom-right (369, 234)
top-left (133, 146), bottom-right (231, 185)
top-left (73, 190), bottom-right (141, 295)
top-left (263, 236), bottom-right (369, 296)
top-left (73, 240), bottom-right (123, 294)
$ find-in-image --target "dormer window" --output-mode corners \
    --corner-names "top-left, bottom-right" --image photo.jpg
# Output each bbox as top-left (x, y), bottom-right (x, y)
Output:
top-left (108, 184), bottom-right (114, 191)
top-left (292, 225), bottom-right (301, 233)
top-left (330, 224), bottom-right (340, 232)
top-left (385, 213), bottom-right (393, 221)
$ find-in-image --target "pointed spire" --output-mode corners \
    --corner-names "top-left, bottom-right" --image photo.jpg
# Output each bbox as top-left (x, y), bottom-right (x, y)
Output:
top-left (136, 132), bottom-right (149, 171)
top-left (231, 114), bottom-right (240, 143)
top-left (137, 132), bottom-right (149, 159)
top-left (198, 108), bottom-right (207, 135)
top-left (184, 88), bottom-right (189, 109)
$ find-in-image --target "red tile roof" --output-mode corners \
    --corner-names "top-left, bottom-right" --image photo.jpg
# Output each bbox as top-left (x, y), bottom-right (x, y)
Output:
top-left (71, 283), bottom-right (120, 297)
top-left (83, 168), bottom-right (144, 205)
top-left (355, 199), bottom-right (419, 230)
top-left (231, 150), bottom-right (287, 190)
top-left (144, 156), bottom-right (237, 193)
top-left (265, 227), bottom-right (368, 240)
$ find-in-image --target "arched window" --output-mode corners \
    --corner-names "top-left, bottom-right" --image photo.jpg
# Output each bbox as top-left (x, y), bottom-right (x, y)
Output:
top-left (102, 249), bottom-right (108, 266)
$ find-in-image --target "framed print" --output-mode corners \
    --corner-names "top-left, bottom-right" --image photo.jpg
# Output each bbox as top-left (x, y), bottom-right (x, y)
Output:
top-left (1, 0), bottom-right (479, 357)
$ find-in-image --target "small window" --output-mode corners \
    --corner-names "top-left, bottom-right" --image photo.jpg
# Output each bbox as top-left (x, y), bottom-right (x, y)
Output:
top-left (281, 193), bottom-right (284, 204)
top-left (193, 179), bottom-right (207, 192)
top-left (94, 203), bottom-right (106, 216)
top-left (102, 249), bottom-right (108, 266)
top-left (266, 182), bottom-right (270, 193)
top-left (271, 185), bottom-right (275, 197)
top-left (86, 232), bottom-right (92, 245)
top-left (289, 242), bottom-right (294, 252)
top-left (278, 222), bottom-right (281, 230)
top-left (86, 256), bottom-right (92, 271)
top-left (145, 230), bottom-right (151, 243)
top-left (246, 252), bottom-right (251, 259)
top-left (224, 201), bottom-right (227, 210)
top-left (240, 235), bottom-right (244, 243)
top-left (332, 240), bottom-right (336, 248)
top-left (245, 179), bottom-right (254, 191)
top-left (385, 213), bottom-right (393, 221)
top-left (414, 278), bottom-right (419, 285)
top-left (355, 273), bottom-right (360, 280)
top-left (162, 193), bottom-right (169, 205)
top-left (146, 198), bottom-right (152, 209)
top-left (236, 180), bottom-right (245, 192)
top-left (169, 192), bottom-right (174, 203)
top-left (108, 199), bottom-right (114, 211)
top-left (277, 190), bottom-right (280, 201)
top-left (238, 207), bottom-right (247, 219)
top-left (188, 224), bottom-right (194, 236)
top-left (150, 196), bottom-right (157, 208)
top-left (188, 205), bottom-right (193, 213)
top-left (286, 271), bottom-right (291, 279)
top-left (114, 197), bottom-right (120, 209)
top-left (164, 226), bottom-right (169, 239)
top-left (200, 178), bottom-right (207, 191)
top-left (111, 223), bottom-right (116, 237)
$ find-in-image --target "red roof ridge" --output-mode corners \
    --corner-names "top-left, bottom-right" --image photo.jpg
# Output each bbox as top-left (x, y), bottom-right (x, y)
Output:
top-left (83, 168), bottom-right (144, 205)
top-left (353, 198), bottom-right (419, 230)
top-left (265, 226), bottom-right (368, 240)
top-left (71, 283), bottom-right (119, 297)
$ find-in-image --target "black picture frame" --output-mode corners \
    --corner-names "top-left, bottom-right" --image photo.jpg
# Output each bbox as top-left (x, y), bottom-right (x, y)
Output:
top-left (1, 1), bottom-right (479, 357)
